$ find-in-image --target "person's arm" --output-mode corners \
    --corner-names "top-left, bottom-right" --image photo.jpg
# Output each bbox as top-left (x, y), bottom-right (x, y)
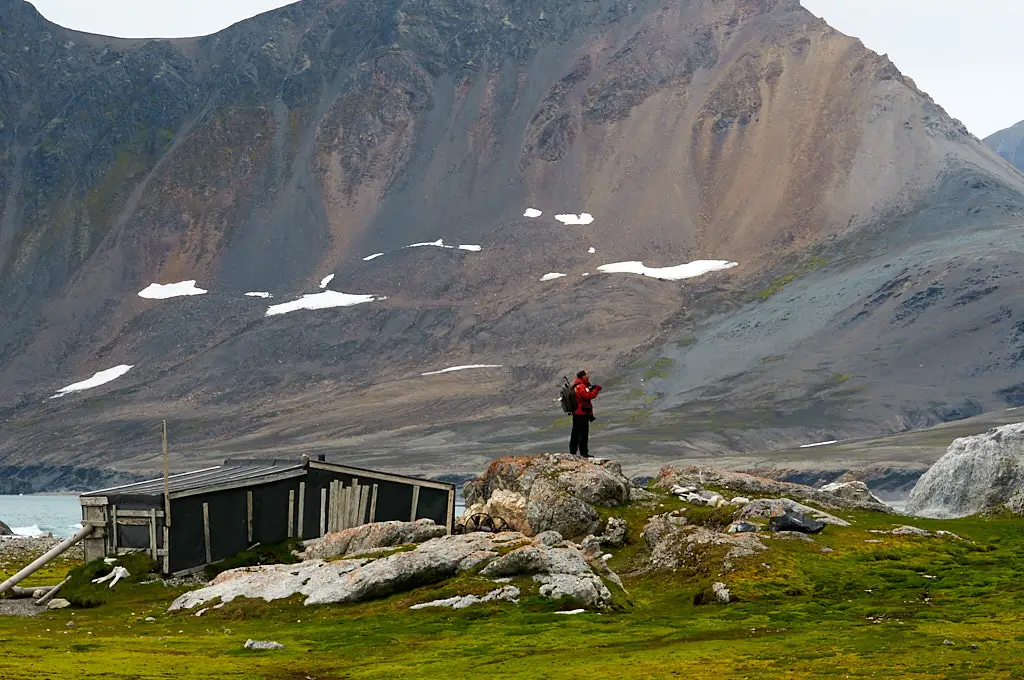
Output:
top-left (586, 384), bottom-right (602, 399)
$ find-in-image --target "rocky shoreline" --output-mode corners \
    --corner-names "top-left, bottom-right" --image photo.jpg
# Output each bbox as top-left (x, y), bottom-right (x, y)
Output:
top-left (0, 535), bottom-right (83, 569)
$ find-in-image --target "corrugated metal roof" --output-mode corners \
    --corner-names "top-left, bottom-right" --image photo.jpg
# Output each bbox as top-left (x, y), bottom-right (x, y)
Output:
top-left (82, 460), bottom-right (306, 498)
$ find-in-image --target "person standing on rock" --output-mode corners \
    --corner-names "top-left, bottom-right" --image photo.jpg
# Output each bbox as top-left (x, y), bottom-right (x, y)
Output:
top-left (570, 370), bottom-right (602, 458)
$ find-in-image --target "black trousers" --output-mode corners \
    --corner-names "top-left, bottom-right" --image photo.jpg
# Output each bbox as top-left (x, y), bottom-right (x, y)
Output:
top-left (569, 414), bottom-right (591, 457)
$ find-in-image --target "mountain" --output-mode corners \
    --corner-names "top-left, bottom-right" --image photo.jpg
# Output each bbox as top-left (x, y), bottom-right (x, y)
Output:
top-left (985, 120), bottom-right (1024, 172)
top-left (2, 0), bottom-right (1024, 488)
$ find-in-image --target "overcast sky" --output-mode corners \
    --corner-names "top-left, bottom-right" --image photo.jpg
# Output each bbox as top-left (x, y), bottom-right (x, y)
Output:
top-left (26, 0), bottom-right (1024, 138)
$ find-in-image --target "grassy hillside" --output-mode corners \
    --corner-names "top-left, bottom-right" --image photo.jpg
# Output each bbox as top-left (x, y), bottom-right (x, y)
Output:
top-left (2, 502), bottom-right (1023, 678)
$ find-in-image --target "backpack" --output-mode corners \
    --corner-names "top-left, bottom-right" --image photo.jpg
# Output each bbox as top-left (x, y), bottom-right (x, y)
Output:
top-left (558, 377), bottom-right (577, 415)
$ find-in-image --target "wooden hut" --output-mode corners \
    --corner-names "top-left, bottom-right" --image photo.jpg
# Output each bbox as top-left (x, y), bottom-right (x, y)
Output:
top-left (79, 458), bottom-right (456, 575)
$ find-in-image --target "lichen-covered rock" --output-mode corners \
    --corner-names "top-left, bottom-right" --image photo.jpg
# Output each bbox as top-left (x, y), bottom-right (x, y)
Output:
top-left (820, 481), bottom-right (887, 507)
top-left (301, 519), bottom-right (447, 560)
top-left (480, 545), bottom-right (592, 578)
top-left (712, 582), bottom-right (731, 603)
top-left (643, 524), bottom-right (768, 573)
top-left (641, 512), bottom-right (688, 550)
top-left (462, 455), bottom-right (635, 538)
top-left (657, 466), bottom-right (893, 513)
top-left (410, 585), bottom-right (520, 610)
top-left (534, 573), bottom-right (612, 608)
top-left (170, 533), bottom-right (527, 610)
top-left (533, 530), bottom-right (566, 547)
top-left (600, 517), bottom-right (628, 547)
top-left (737, 498), bottom-right (850, 527)
top-left (906, 423), bottom-right (1024, 518)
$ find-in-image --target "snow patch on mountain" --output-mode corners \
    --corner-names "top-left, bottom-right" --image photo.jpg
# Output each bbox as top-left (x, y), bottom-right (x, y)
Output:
top-left (266, 291), bottom-right (385, 317)
top-left (421, 364), bottom-right (503, 376)
top-left (138, 281), bottom-right (207, 299)
top-left (556, 213), bottom-right (595, 226)
top-left (597, 260), bottom-right (738, 281)
top-left (51, 365), bottom-right (134, 399)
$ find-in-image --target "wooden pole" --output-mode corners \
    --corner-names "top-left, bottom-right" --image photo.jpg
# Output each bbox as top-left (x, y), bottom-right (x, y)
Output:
top-left (162, 420), bottom-right (171, 527)
top-left (0, 523), bottom-right (94, 596)
top-left (410, 485), bottom-right (420, 522)
top-left (297, 482), bottom-right (306, 539)
top-left (369, 484), bottom-right (378, 523)
top-left (35, 575), bottom-right (72, 606)
top-left (202, 503), bottom-right (212, 564)
top-left (319, 488), bottom-right (327, 537)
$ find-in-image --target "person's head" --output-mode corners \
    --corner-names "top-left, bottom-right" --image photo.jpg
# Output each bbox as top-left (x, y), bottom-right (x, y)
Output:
top-left (576, 369), bottom-right (589, 384)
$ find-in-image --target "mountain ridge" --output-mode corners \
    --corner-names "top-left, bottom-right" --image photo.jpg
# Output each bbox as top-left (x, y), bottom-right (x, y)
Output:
top-left (2, 0), bottom-right (1024, 485)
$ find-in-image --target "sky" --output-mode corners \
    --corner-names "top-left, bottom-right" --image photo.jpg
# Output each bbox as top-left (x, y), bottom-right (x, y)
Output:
top-left (26, 0), bottom-right (1024, 138)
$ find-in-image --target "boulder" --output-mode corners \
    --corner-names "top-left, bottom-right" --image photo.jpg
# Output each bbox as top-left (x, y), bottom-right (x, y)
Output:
top-left (46, 599), bottom-right (71, 610)
top-left (535, 573), bottom-right (612, 608)
top-left (725, 521), bottom-right (758, 534)
top-left (712, 582), bottom-right (731, 603)
top-left (906, 423), bottom-right (1024, 518)
top-left (891, 525), bottom-right (932, 537)
top-left (480, 545), bottom-right (592, 578)
top-left (301, 519), bottom-right (448, 560)
top-left (462, 455), bottom-right (634, 537)
top-left (641, 519), bottom-right (767, 573)
top-left (768, 512), bottom-right (825, 534)
top-left (820, 481), bottom-right (887, 506)
top-left (600, 517), bottom-right (628, 547)
top-left (657, 466), bottom-right (893, 513)
top-left (737, 498), bottom-right (850, 526)
top-left (0, 520), bottom-right (12, 536)
top-left (244, 640), bottom-right (284, 650)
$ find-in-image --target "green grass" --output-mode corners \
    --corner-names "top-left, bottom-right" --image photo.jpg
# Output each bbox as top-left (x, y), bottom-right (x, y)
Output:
top-left (4, 498), bottom-right (1024, 678)
top-left (754, 255), bottom-right (830, 301)
top-left (644, 357), bottom-right (676, 380)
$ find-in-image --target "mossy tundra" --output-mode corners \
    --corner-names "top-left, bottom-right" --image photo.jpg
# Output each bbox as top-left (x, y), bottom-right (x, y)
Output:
top-left (3, 495), bottom-right (1024, 679)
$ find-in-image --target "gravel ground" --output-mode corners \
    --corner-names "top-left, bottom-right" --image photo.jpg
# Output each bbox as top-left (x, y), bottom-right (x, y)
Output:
top-left (0, 536), bottom-right (84, 568)
top-left (0, 599), bottom-right (42, 617)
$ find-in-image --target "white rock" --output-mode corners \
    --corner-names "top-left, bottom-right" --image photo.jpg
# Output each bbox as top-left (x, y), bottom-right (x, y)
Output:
top-left (891, 525), bottom-right (932, 537)
top-left (554, 609), bottom-right (586, 615)
top-left (712, 582), bottom-right (731, 603)
top-left (410, 585), bottom-right (520, 610)
top-left (730, 497), bottom-right (751, 505)
top-left (244, 640), bottom-right (284, 650)
top-left (47, 599), bottom-right (71, 610)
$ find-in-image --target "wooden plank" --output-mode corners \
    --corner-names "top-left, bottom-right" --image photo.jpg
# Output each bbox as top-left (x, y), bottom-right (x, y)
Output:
top-left (320, 487), bottom-right (327, 537)
top-left (247, 491), bottom-right (253, 543)
top-left (114, 509), bottom-right (165, 519)
top-left (309, 462), bottom-right (454, 491)
top-left (202, 503), bottom-right (212, 564)
top-left (297, 482), bottom-right (306, 539)
top-left (287, 490), bottom-right (296, 538)
top-left (111, 506), bottom-right (119, 553)
top-left (357, 485), bottom-right (369, 526)
top-left (410, 486), bottom-right (420, 522)
top-left (369, 484), bottom-right (378, 523)
top-left (79, 497), bottom-right (109, 507)
top-left (328, 482), bottom-right (336, 533)
top-left (115, 517), bottom-right (151, 527)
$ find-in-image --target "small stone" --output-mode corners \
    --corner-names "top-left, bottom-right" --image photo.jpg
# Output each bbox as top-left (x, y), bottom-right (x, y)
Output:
top-left (144, 617), bottom-right (156, 622)
top-left (245, 639), bottom-right (285, 650)
top-left (65, 621), bottom-right (75, 628)
top-left (970, 644), bottom-right (979, 650)
top-left (864, 539), bottom-right (884, 544)
top-left (712, 582), bottom-right (731, 603)
top-left (46, 599), bottom-right (70, 610)
top-left (892, 525), bottom-right (932, 537)
top-left (943, 639), bottom-right (955, 646)
top-left (730, 497), bottom-right (751, 505)
top-left (820, 547), bottom-right (834, 553)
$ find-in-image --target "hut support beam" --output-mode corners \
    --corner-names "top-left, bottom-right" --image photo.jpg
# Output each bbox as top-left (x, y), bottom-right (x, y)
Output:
top-left (0, 523), bottom-right (94, 596)
top-left (297, 482), bottom-right (306, 539)
top-left (319, 488), bottom-right (328, 537)
top-left (202, 503), bottom-right (212, 564)
top-left (247, 491), bottom-right (253, 543)
top-left (369, 485), bottom-right (378, 523)
top-left (287, 490), bottom-right (296, 538)
top-left (410, 486), bottom-right (420, 522)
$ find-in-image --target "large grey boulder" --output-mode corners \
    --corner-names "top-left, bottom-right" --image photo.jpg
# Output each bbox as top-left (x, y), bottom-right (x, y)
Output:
top-left (301, 519), bottom-right (447, 560)
top-left (738, 498), bottom-right (850, 527)
top-left (0, 520), bottom-right (12, 536)
top-left (820, 481), bottom-right (887, 507)
top-left (906, 424), bottom-right (1024, 518)
top-left (462, 454), bottom-right (634, 538)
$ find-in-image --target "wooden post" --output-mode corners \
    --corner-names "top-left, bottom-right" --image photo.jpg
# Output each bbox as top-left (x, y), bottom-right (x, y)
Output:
top-left (162, 526), bottom-right (170, 574)
top-left (149, 508), bottom-right (158, 560)
top-left (246, 491), bottom-right (253, 543)
top-left (163, 420), bottom-right (171, 527)
top-left (445, 488), bottom-right (456, 534)
top-left (111, 505), bottom-right (119, 553)
top-left (35, 575), bottom-right (71, 606)
top-left (202, 502), bottom-right (212, 564)
top-left (369, 484), bottom-right (378, 523)
top-left (287, 490), bottom-right (296, 538)
top-left (297, 482), bottom-right (306, 539)
top-left (410, 485), bottom-right (420, 522)
top-left (319, 487), bottom-right (327, 536)
top-left (329, 481), bottom-right (337, 533)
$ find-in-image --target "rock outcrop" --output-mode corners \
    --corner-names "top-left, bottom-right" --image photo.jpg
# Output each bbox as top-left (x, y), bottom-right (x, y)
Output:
top-left (820, 481), bottom-right (887, 506)
top-left (170, 528), bottom-right (621, 611)
top-left (301, 519), bottom-right (447, 560)
top-left (462, 455), bottom-right (634, 538)
top-left (906, 423), bottom-right (1024, 518)
top-left (657, 467), bottom-right (893, 513)
top-left (0, 520), bottom-right (12, 536)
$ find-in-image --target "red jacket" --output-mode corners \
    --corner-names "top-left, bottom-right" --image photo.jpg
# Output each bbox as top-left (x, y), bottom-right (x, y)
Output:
top-left (573, 378), bottom-right (601, 416)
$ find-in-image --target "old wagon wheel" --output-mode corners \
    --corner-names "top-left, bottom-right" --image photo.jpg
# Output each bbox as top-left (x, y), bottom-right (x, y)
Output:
top-left (459, 513), bottom-right (513, 534)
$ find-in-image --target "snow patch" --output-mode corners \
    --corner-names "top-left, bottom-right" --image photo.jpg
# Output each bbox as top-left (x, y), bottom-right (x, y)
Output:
top-left (51, 365), bottom-right (134, 399)
top-left (555, 213), bottom-right (594, 226)
top-left (458, 244), bottom-right (482, 252)
top-left (588, 247), bottom-right (596, 254)
top-left (407, 238), bottom-right (449, 249)
top-left (319, 274), bottom-right (335, 289)
top-left (596, 260), bottom-right (738, 281)
top-left (138, 280), bottom-right (207, 299)
top-left (363, 253), bottom-right (384, 261)
top-left (800, 440), bottom-right (839, 449)
top-left (540, 273), bottom-right (567, 282)
top-left (245, 292), bottom-right (273, 299)
top-left (524, 208), bottom-right (543, 218)
top-left (554, 609), bottom-right (586, 615)
top-left (266, 291), bottom-right (385, 317)
top-left (421, 364), bottom-right (503, 376)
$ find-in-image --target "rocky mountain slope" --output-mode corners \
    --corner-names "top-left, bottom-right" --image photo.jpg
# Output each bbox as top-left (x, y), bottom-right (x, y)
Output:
top-left (2, 0), bottom-right (1024, 487)
top-left (985, 120), bottom-right (1024, 171)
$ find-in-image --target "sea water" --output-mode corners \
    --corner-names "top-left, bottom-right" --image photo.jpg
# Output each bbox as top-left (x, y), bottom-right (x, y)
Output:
top-left (0, 495), bottom-right (82, 538)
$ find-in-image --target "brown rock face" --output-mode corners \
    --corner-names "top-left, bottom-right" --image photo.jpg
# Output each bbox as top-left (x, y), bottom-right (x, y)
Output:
top-left (1, 0), bottom-right (1024, 479)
